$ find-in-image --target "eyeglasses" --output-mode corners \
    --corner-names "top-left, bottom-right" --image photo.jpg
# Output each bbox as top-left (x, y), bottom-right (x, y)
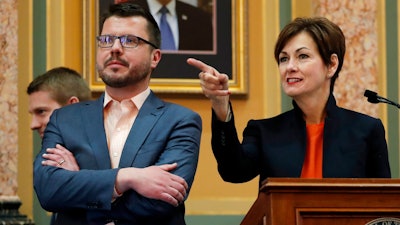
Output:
top-left (96, 35), bottom-right (158, 49)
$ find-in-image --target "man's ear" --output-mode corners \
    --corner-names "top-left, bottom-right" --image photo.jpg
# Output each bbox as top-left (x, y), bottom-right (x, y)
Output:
top-left (67, 96), bottom-right (80, 104)
top-left (151, 49), bottom-right (162, 69)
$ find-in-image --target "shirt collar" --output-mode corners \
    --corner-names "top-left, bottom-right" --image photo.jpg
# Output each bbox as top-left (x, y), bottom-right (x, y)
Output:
top-left (103, 87), bottom-right (151, 111)
top-left (147, 0), bottom-right (177, 17)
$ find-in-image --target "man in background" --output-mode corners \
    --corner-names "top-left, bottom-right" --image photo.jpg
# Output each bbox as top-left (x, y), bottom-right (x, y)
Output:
top-left (27, 66), bottom-right (92, 224)
top-left (27, 67), bottom-right (91, 139)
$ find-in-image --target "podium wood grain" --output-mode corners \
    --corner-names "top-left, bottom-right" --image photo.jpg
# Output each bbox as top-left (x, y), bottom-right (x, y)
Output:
top-left (240, 178), bottom-right (400, 225)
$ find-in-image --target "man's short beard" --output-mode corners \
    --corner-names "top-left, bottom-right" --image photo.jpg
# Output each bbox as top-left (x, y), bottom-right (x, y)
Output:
top-left (99, 70), bottom-right (149, 88)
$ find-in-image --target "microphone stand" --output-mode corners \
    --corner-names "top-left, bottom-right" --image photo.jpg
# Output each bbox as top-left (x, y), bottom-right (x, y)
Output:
top-left (375, 96), bottom-right (400, 108)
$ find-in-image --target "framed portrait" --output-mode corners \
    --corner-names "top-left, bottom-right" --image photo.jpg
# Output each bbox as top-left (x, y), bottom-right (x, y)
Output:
top-left (83, 0), bottom-right (248, 94)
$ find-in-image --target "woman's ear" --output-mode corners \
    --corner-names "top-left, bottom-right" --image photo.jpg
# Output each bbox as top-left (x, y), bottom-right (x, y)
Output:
top-left (328, 54), bottom-right (339, 78)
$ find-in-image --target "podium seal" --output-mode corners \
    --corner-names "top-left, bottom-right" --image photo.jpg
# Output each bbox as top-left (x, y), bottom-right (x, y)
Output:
top-left (365, 217), bottom-right (400, 225)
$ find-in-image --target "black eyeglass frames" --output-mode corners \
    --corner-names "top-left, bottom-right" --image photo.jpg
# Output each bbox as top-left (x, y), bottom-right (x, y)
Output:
top-left (96, 34), bottom-right (158, 49)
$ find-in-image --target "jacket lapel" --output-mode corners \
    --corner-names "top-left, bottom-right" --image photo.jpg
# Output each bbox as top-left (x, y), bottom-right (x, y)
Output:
top-left (118, 92), bottom-right (165, 168)
top-left (81, 94), bottom-right (112, 169)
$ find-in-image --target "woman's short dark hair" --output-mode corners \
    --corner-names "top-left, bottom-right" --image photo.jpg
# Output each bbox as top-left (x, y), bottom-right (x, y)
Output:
top-left (99, 2), bottom-right (161, 49)
top-left (274, 17), bottom-right (346, 92)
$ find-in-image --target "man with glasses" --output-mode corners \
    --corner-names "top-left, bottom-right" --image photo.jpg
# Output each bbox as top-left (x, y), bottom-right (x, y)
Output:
top-left (33, 2), bottom-right (202, 225)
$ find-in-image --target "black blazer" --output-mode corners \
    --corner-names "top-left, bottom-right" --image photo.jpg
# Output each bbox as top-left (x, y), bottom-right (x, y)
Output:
top-left (211, 94), bottom-right (391, 186)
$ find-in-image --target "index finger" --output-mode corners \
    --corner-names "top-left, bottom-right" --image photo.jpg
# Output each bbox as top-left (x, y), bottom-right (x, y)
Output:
top-left (187, 58), bottom-right (217, 74)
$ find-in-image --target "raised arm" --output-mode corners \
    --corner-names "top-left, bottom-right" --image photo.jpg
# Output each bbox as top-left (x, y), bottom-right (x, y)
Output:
top-left (187, 58), bottom-right (231, 121)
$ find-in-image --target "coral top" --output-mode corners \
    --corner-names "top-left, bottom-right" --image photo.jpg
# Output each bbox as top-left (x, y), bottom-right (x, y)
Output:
top-left (301, 122), bottom-right (324, 178)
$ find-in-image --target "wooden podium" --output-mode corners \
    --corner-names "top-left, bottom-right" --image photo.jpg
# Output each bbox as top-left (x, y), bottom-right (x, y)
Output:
top-left (240, 178), bottom-right (400, 225)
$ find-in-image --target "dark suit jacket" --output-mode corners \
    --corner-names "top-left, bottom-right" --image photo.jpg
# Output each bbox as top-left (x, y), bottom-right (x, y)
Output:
top-left (134, 0), bottom-right (213, 51)
top-left (34, 92), bottom-right (202, 225)
top-left (211, 94), bottom-right (391, 186)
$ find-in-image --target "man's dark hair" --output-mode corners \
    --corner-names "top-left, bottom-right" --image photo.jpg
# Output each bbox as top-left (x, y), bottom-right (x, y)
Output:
top-left (27, 67), bottom-right (92, 105)
top-left (99, 2), bottom-right (161, 49)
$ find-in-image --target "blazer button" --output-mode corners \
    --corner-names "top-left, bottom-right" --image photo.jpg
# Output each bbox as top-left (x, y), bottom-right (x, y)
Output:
top-left (221, 131), bottom-right (226, 146)
top-left (86, 201), bottom-right (102, 209)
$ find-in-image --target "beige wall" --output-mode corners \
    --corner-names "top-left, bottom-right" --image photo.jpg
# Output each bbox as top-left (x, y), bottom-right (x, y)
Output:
top-left (17, 0), bottom-right (33, 218)
top-left (0, 0), bottom-right (18, 197)
top-left (0, 0), bottom-right (32, 215)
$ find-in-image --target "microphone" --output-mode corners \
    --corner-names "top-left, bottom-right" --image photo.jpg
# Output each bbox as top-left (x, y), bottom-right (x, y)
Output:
top-left (364, 89), bottom-right (400, 108)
